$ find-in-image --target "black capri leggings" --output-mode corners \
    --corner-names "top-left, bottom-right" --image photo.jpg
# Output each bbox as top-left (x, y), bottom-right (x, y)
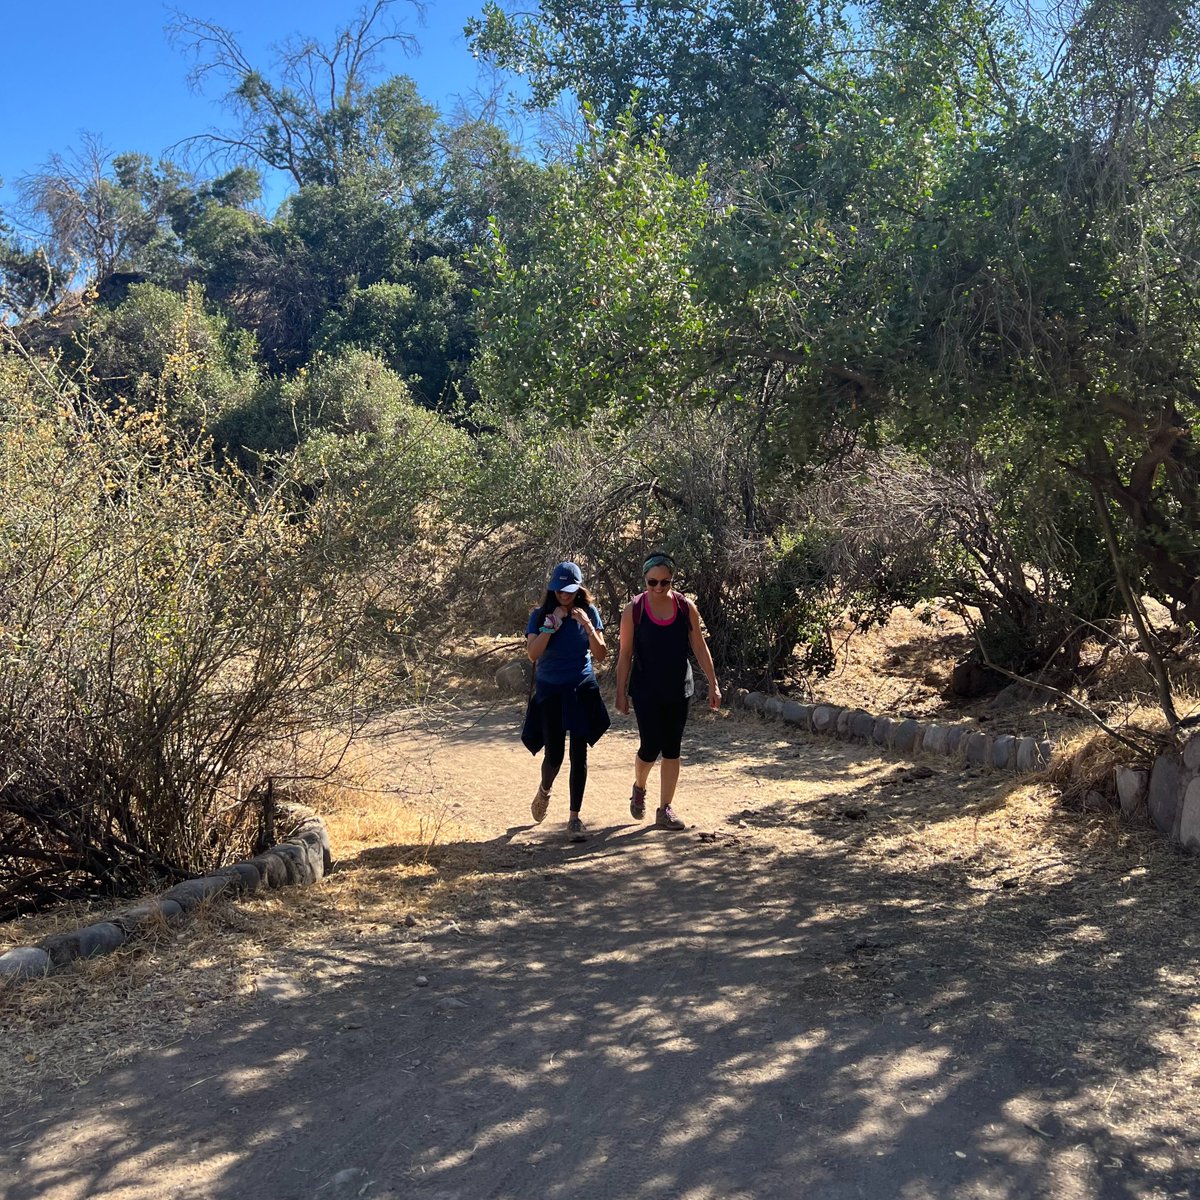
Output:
top-left (633, 694), bottom-right (690, 763)
top-left (540, 700), bottom-right (589, 812)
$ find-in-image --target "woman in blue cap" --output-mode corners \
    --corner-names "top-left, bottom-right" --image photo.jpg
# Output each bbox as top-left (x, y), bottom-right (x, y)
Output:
top-left (522, 561), bottom-right (610, 841)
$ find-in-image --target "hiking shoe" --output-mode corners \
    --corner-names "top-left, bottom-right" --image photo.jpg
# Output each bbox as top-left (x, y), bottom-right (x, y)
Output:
top-left (567, 815), bottom-right (588, 842)
top-left (531, 784), bottom-right (551, 824)
top-left (655, 806), bottom-right (685, 831)
top-left (629, 783), bottom-right (646, 820)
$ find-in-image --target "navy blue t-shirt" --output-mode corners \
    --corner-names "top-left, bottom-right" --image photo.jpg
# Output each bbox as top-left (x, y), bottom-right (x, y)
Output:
top-left (527, 603), bottom-right (604, 688)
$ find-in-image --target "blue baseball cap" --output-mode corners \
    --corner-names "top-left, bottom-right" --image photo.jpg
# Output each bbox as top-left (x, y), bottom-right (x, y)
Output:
top-left (548, 561), bottom-right (584, 592)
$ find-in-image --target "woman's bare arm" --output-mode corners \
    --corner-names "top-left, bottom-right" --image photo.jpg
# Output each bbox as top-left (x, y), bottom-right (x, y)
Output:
top-left (687, 603), bottom-right (722, 710)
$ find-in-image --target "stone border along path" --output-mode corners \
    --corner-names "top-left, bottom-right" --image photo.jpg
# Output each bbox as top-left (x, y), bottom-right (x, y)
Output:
top-left (734, 688), bottom-right (1200, 857)
top-left (733, 689), bottom-right (1055, 773)
top-left (0, 808), bottom-right (331, 987)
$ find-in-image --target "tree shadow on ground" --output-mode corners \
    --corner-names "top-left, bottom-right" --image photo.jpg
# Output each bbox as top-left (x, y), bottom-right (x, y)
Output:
top-left (5, 750), bottom-right (1199, 1200)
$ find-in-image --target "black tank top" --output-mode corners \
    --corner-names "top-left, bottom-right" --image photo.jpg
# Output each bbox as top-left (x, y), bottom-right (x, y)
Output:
top-left (629, 593), bottom-right (694, 701)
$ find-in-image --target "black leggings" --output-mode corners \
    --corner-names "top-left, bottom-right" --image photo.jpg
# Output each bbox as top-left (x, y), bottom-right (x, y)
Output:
top-left (541, 701), bottom-right (589, 812)
top-left (634, 695), bottom-right (690, 763)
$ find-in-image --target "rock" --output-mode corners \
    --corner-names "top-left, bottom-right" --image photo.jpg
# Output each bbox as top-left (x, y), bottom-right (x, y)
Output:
top-left (762, 696), bottom-right (785, 719)
top-left (231, 860), bottom-right (268, 891)
top-left (415, 975), bottom-right (429, 987)
top-left (495, 660), bottom-right (532, 694)
top-left (835, 708), bottom-right (854, 739)
top-left (40, 922), bottom-right (127, 968)
top-left (812, 705), bottom-right (841, 735)
top-left (872, 717), bottom-right (896, 747)
top-left (949, 657), bottom-right (1000, 698)
top-left (78, 921), bottom-right (129, 960)
top-left (964, 732), bottom-right (993, 765)
top-left (850, 710), bottom-right (876, 741)
top-left (161, 875), bottom-right (235, 911)
top-left (780, 701), bottom-right (812, 729)
top-left (250, 851), bottom-right (291, 888)
top-left (922, 724), bottom-right (948, 756)
top-left (271, 842), bottom-right (310, 884)
top-left (1148, 754), bottom-right (1185, 836)
top-left (1083, 790), bottom-right (1110, 812)
top-left (1115, 766), bottom-right (1150, 817)
top-left (944, 726), bottom-right (969, 757)
top-left (0, 946), bottom-right (52, 983)
top-left (285, 836), bottom-right (325, 882)
top-left (436, 996), bottom-right (469, 1010)
top-left (892, 720), bottom-right (924, 755)
top-left (403, 913), bottom-right (417, 927)
top-left (291, 819), bottom-right (333, 872)
top-left (1178, 779), bottom-right (1200, 852)
top-left (110, 899), bottom-right (183, 934)
top-left (733, 688), bottom-right (750, 707)
top-left (209, 864), bottom-right (258, 896)
top-left (1184, 734), bottom-right (1200, 773)
top-left (1015, 738), bottom-right (1039, 773)
top-left (744, 692), bottom-right (767, 712)
top-left (991, 734), bottom-right (1017, 771)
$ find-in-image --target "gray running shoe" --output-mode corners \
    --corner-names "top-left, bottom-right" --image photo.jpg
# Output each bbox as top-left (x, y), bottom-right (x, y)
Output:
top-left (531, 785), bottom-right (550, 824)
top-left (655, 806), bottom-right (685, 831)
top-left (567, 815), bottom-right (588, 842)
top-left (630, 783), bottom-right (646, 820)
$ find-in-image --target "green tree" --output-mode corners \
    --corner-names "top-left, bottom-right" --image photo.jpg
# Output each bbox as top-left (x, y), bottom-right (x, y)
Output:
top-left (170, 2), bottom-right (425, 189)
top-left (470, 0), bottom-right (1200, 707)
top-left (472, 114), bottom-right (720, 424)
top-left (0, 214), bottom-right (60, 315)
top-left (467, 0), bottom-right (845, 176)
top-left (17, 139), bottom-right (199, 291)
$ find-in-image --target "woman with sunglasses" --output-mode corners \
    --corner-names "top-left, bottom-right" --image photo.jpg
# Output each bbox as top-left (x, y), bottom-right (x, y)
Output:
top-left (615, 552), bottom-right (721, 830)
top-left (522, 560), bottom-right (610, 842)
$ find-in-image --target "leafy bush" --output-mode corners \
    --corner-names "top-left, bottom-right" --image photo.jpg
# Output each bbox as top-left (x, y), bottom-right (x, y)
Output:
top-left (87, 281), bottom-right (260, 432)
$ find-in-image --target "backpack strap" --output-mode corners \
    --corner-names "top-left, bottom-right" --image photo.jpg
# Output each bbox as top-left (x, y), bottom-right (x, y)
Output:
top-left (634, 591), bottom-right (691, 629)
top-left (676, 593), bottom-right (692, 631)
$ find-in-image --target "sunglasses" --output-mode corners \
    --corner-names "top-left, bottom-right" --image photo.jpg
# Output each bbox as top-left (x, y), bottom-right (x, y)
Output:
top-left (645, 577), bottom-right (673, 588)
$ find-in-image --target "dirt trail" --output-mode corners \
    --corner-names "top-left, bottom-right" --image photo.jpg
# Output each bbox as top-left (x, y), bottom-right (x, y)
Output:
top-left (2, 702), bottom-right (1198, 1200)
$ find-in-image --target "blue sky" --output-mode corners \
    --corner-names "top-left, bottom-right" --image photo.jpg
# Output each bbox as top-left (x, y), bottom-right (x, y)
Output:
top-left (1, 0), bottom-right (508, 218)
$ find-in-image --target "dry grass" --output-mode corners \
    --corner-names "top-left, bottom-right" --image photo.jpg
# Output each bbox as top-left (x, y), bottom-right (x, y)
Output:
top-left (795, 604), bottom-right (973, 717)
top-left (0, 734), bottom-right (491, 1106)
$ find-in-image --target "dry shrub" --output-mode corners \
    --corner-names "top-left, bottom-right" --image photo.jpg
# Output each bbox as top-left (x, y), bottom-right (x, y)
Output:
top-left (464, 406), bottom-right (933, 684)
top-left (0, 348), bottom-right (467, 917)
top-left (1045, 702), bottom-right (1180, 806)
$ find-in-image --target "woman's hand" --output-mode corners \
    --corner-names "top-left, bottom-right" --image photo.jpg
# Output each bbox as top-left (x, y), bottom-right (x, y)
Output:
top-left (570, 607), bottom-right (594, 634)
top-left (708, 682), bottom-right (722, 711)
top-left (616, 690), bottom-right (630, 715)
